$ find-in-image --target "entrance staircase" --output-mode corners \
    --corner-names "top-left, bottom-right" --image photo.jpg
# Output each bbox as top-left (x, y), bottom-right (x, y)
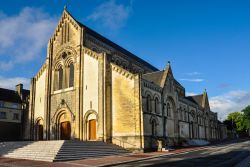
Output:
top-left (0, 140), bottom-right (131, 162)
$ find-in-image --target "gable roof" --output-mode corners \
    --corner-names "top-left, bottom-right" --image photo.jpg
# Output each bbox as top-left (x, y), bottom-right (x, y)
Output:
top-left (186, 90), bottom-right (210, 110)
top-left (142, 62), bottom-right (182, 89)
top-left (186, 94), bottom-right (203, 107)
top-left (142, 71), bottom-right (164, 86)
top-left (0, 88), bottom-right (21, 103)
top-left (63, 8), bottom-right (158, 72)
top-left (159, 62), bottom-right (173, 87)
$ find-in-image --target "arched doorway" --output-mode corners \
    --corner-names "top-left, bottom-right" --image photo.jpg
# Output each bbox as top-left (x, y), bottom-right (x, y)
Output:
top-left (89, 119), bottom-right (96, 140)
top-left (58, 112), bottom-right (71, 140)
top-left (60, 121), bottom-right (71, 140)
top-left (36, 118), bottom-right (44, 140)
top-left (84, 110), bottom-right (98, 141)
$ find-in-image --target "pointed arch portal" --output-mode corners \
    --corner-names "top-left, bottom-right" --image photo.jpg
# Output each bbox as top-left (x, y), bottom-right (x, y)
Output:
top-left (84, 110), bottom-right (98, 141)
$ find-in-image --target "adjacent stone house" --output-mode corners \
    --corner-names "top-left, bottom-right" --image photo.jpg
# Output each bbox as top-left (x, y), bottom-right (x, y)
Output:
top-left (0, 84), bottom-right (29, 141)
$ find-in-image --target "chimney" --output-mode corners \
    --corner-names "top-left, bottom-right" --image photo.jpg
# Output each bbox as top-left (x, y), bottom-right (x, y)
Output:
top-left (16, 83), bottom-right (23, 97)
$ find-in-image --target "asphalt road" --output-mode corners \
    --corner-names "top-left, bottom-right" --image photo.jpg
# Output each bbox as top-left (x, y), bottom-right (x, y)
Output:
top-left (111, 140), bottom-right (250, 167)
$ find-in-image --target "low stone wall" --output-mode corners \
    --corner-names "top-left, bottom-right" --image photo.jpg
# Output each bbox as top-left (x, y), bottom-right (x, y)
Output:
top-left (0, 122), bottom-right (21, 141)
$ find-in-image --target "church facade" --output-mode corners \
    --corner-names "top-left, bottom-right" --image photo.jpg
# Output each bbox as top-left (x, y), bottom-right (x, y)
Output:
top-left (28, 8), bottom-right (220, 151)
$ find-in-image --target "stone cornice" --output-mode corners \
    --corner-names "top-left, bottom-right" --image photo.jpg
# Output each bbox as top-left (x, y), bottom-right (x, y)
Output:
top-left (142, 79), bottom-right (162, 93)
top-left (111, 63), bottom-right (135, 80)
top-left (35, 62), bottom-right (47, 80)
top-left (82, 46), bottom-right (101, 60)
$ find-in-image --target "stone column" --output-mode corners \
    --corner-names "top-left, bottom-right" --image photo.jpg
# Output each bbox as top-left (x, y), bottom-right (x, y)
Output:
top-left (44, 40), bottom-right (53, 140)
top-left (105, 55), bottom-right (112, 143)
top-left (97, 53), bottom-right (105, 141)
top-left (74, 46), bottom-right (82, 140)
top-left (29, 78), bottom-right (36, 140)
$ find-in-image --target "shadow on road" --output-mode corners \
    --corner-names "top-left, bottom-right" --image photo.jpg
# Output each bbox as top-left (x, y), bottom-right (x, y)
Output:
top-left (150, 149), bottom-right (250, 167)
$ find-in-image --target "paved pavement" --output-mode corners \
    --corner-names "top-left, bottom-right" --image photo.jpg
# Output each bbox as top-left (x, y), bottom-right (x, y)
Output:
top-left (110, 140), bottom-right (250, 167)
top-left (0, 139), bottom-right (249, 167)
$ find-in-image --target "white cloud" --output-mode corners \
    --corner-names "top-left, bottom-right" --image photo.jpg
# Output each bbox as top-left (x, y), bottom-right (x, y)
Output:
top-left (87, 0), bottom-right (133, 30)
top-left (0, 61), bottom-right (13, 71)
top-left (180, 78), bottom-right (204, 82)
top-left (184, 72), bottom-right (202, 76)
top-left (210, 90), bottom-right (250, 121)
top-left (0, 7), bottom-right (57, 70)
top-left (186, 92), bottom-right (198, 96)
top-left (0, 76), bottom-right (30, 90)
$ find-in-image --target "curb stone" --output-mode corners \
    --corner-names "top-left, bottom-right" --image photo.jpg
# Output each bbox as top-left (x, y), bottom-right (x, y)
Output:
top-left (97, 147), bottom-right (207, 167)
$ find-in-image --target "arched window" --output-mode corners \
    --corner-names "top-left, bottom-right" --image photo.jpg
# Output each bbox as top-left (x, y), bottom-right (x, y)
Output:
top-left (180, 110), bottom-right (183, 120)
top-left (58, 66), bottom-right (63, 90)
top-left (184, 110), bottom-right (187, 121)
top-left (146, 95), bottom-right (151, 112)
top-left (69, 63), bottom-right (74, 87)
top-left (152, 120), bottom-right (156, 136)
top-left (167, 103), bottom-right (171, 117)
top-left (154, 97), bottom-right (159, 113)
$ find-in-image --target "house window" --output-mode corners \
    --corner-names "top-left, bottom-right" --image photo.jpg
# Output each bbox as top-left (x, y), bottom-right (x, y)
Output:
top-left (0, 112), bottom-right (6, 119)
top-left (146, 95), bottom-right (151, 112)
top-left (154, 97), bottom-right (159, 113)
top-left (0, 101), bottom-right (4, 108)
top-left (69, 63), bottom-right (74, 87)
top-left (58, 66), bottom-right (63, 90)
top-left (11, 103), bottom-right (19, 109)
top-left (167, 103), bottom-right (171, 117)
top-left (13, 113), bottom-right (19, 120)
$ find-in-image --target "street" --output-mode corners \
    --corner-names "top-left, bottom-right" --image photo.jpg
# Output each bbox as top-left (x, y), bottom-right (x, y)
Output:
top-left (110, 140), bottom-right (250, 167)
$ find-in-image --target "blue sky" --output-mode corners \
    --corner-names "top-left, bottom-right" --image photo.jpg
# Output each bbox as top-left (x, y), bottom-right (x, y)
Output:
top-left (0, 0), bottom-right (250, 120)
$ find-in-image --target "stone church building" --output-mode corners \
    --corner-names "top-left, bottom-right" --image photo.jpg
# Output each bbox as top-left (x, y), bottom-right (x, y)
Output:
top-left (29, 8), bottom-right (220, 151)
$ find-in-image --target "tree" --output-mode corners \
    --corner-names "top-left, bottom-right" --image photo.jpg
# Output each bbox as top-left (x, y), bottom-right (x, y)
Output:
top-left (223, 119), bottom-right (234, 130)
top-left (242, 105), bottom-right (250, 135)
top-left (227, 112), bottom-right (245, 133)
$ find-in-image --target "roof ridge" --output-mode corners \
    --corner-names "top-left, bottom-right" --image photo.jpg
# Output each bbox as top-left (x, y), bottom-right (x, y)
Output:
top-left (0, 87), bottom-right (17, 92)
top-left (66, 11), bottom-right (159, 71)
top-left (143, 70), bottom-right (164, 75)
top-left (187, 94), bottom-right (203, 97)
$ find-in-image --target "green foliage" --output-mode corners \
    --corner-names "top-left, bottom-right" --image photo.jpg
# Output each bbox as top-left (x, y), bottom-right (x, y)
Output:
top-left (242, 105), bottom-right (250, 130)
top-left (227, 112), bottom-right (245, 132)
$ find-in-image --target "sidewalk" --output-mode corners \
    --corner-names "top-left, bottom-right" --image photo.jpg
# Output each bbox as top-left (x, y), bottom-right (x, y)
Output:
top-left (0, 147), bottom-right (204, 167)
top-left (235, 155), bottom-right (250, 167)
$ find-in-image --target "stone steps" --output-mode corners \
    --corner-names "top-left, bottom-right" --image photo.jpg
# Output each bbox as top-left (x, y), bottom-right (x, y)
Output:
top-left (0, 140), bottom-right (130, 162)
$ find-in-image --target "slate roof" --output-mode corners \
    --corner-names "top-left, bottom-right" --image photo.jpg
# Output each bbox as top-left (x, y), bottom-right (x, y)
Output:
top-left (142, 70), bottom-right (184, 89)
top-left (0, 88), bottom-right (21, 103)
top-left (185, 94), bottom-right (204, 107)
top-left (82, 24), bottom-right (158, 72)
top-left (142, 71), bottom-right (164, 86)
top-left (63, 10), bottom-right (158, 72)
